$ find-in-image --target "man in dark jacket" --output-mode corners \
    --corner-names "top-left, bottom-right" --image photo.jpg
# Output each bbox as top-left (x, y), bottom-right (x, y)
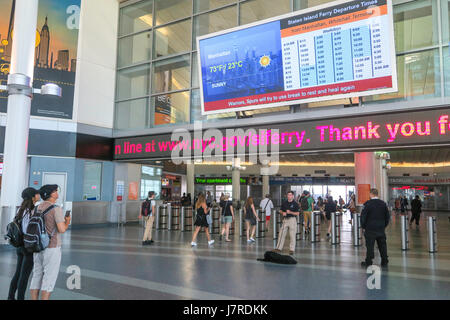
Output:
top-left (410, 195), bottom-right (422, 227)
top-left (360, 188), bottom-right (390, 268)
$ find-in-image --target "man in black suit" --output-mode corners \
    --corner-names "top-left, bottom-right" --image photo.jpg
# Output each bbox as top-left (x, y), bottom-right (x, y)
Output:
top-left (360, 188), bottom-right (390, 268)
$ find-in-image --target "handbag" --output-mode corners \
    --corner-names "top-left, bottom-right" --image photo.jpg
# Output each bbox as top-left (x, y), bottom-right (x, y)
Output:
top-left (206, 213), bottom-right (212, 225)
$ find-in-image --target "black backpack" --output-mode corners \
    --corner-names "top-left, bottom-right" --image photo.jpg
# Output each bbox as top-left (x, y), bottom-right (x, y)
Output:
top-left (301, 197), bottom-right (309, 211)
top-left (23, 205), bottom-right (55, 253)
top-left (141, 200), bottom-right (152, 217)
top-left (5, 217), bottom-right (23, 248)
top-left (258, 251), bottom-right (297, 265)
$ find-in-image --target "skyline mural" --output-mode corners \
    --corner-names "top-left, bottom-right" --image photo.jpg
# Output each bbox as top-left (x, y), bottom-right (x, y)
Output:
top-left (0, 0), bottom-right (81, 119)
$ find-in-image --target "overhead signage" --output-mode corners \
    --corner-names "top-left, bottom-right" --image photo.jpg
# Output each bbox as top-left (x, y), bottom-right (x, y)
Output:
top-left (195, 177), bottom-right (247, 185)
top-left (114, 107), bottom-right (450, 160)
top-left (197, 0), bottom-right (397, 115)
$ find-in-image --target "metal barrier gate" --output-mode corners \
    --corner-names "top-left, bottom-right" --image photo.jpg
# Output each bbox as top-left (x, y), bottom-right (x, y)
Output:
top-left (331, 211), bottom-right (341, 245)
top-left (400, 215), bottom-right (409, 251)
top-left (180, 206), bottom-right (193, 232)
top-left (427, 216), bottom-right (437, 253)
top-left (352, 212), bottom-right (362, 247)
top-left (310, 211), bottom-right (321, 243)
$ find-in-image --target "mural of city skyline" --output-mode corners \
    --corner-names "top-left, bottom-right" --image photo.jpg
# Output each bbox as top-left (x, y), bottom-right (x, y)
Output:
top-left (0, 0), bottom-right (81, 119)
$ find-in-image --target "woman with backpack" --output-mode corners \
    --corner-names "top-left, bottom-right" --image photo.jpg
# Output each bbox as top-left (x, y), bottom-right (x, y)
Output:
top-left (244, 197), bottom-right (260, 243)
top-left (191, 194), bottom-right (215, 247)
top-left (7, 187), bottom-right (40, 300)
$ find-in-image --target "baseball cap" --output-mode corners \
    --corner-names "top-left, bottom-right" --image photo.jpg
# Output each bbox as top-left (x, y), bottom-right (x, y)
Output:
top-left (21, 187), bottom-right (39, 200)
top-left (39, 184), bottom-right (59, 200)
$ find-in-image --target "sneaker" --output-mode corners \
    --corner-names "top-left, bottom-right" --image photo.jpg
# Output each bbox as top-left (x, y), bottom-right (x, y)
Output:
top-left (219, 234), bottom-right (223, 241)
top-left (208, 240), bottom-right (215, 246)
top-left (272, 249), bottom-right (282, 253)
top-left (250, 238), bottom-right (255, 242)
top-left (247, 239), bottom-right (252, 243)
top-left (149, 240), bottom-right (154, 244)
top-left (381, 259), bottom-right (389, 267)
top-left (142, 241), bottom-right (147, 246)
top-left (326, 233), bottom-right (330, 238)
top-left (191, 241), bottom-right (197, 247)
top-left (289, 251), bottom-right (295, 255)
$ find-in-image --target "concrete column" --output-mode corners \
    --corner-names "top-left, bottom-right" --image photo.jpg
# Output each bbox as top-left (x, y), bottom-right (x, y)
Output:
top-left (262, 165), bottom-right (270, 197)
top-left (354, 152), bottom-right (389, 205)
top-left (186, 161), bottom-right (195, 200)
top-left (232, 165), bottom-right (240, 203)
top-left (354, 152), bottom-right (376, 206)
top-left (0, 0), bottom-right (39, 244)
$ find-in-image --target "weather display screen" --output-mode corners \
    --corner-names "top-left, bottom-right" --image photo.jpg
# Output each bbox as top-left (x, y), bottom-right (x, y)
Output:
top-left (197, 0), bottom-right (397, 115)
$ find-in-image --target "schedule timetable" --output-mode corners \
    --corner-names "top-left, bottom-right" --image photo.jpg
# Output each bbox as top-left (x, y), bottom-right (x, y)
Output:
top-left (281, 0), bottom-right (392, 91)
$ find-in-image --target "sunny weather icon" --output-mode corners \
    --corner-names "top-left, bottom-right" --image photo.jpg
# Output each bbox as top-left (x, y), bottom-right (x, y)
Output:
top-left (259, 55), bottom-right (271, 68)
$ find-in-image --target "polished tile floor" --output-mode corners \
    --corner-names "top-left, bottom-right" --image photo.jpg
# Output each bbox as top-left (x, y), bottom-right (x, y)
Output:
top-left (1, 210), bottom-right (449, 300)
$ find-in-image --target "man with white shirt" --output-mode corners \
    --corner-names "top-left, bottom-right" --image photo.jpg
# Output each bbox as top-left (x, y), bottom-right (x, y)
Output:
top-left (259, 194), bottom-right (274, 231)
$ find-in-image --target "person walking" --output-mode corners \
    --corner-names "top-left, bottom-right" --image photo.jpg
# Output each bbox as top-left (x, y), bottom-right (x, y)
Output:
top-left (348, 194), bottom-right (356, 224)
top-left (219, 194), bottom-right (234, 242)
top-left (244, 197), bottom-right (259, 243)
top-left (191, 194), bottom-right (215, 247)
top-left (400, 196), bottom-right (408, 214)
top-left (410, 195), bottom-right (422, 228)
top-left (139, 191), bottom-right (156, 246)
top-left (206, 191), bottom-right (213, 208)
top-left (30, 185), bottom-right (71, 300)
top-left (300, 191), bottom-right (314, 234)
top-left (259, 194), bottom-right (274, 231)
top-left (338, 196), bottom-right (345, 209)
top-left (7, 188), bottom-right (41, 300)
top-left (274, 191), bottom-right (300, 255)
top-left (324, 196), bottom-right (337, 238)
top-left (360, 188), bottom-right (390, 268)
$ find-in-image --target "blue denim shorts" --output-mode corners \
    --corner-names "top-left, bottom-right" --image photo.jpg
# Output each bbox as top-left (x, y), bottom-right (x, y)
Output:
top-left (222, 216), bottom-right (233, 224)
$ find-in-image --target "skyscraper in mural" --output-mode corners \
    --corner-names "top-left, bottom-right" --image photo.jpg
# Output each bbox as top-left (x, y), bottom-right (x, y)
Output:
top-left (36, 16), bottom-right (50, 68)
top-left (55, 49), bottom-right (69, 71)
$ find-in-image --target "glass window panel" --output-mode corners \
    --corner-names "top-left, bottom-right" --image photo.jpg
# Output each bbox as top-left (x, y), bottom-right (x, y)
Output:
top-left (117, 31), bottom-right (151, 68)
top-left (116, 64), bottom-right (150, 100)
top-left (154, 20), bottom-right (191, 58)
top-left (152, 91), bottom-right (190, 126)
top-left (155, 0), bottom-right (192, 25)
top-left (152, 55), bottom-right (190, 94)
top-left (443, 47), bottom-right (450, 96)
top-left (119, 1), bottom-right (153, 36)
top-left (240, 0), bottom-right (291, 25)
top-left (193, 6), bottom-right (237, 49)
top-left (443, 0), bottom-right (450, 43)
top-left (83, 162), bottom-right (102, 201)
top-left (190, 89), bottom-right (235, 122)
top-left (293, 0), bottom-right (335, 10)
top-left (194, 0), bottom-right (236, 13)
top-left (365, 49), bottom-right (441, 102)
top-left (394, 1), bottom-right (436, 52)
top-left (115, 98), bottom-right (148, 129)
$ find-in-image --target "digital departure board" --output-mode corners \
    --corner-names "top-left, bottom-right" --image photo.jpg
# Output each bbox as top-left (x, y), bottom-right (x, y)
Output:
top-left (197, 0), bottom-right (397, 115)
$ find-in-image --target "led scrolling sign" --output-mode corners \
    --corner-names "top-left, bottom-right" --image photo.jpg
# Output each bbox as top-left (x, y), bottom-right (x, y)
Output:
top-left (114, 108), bottom-right (450, 160)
